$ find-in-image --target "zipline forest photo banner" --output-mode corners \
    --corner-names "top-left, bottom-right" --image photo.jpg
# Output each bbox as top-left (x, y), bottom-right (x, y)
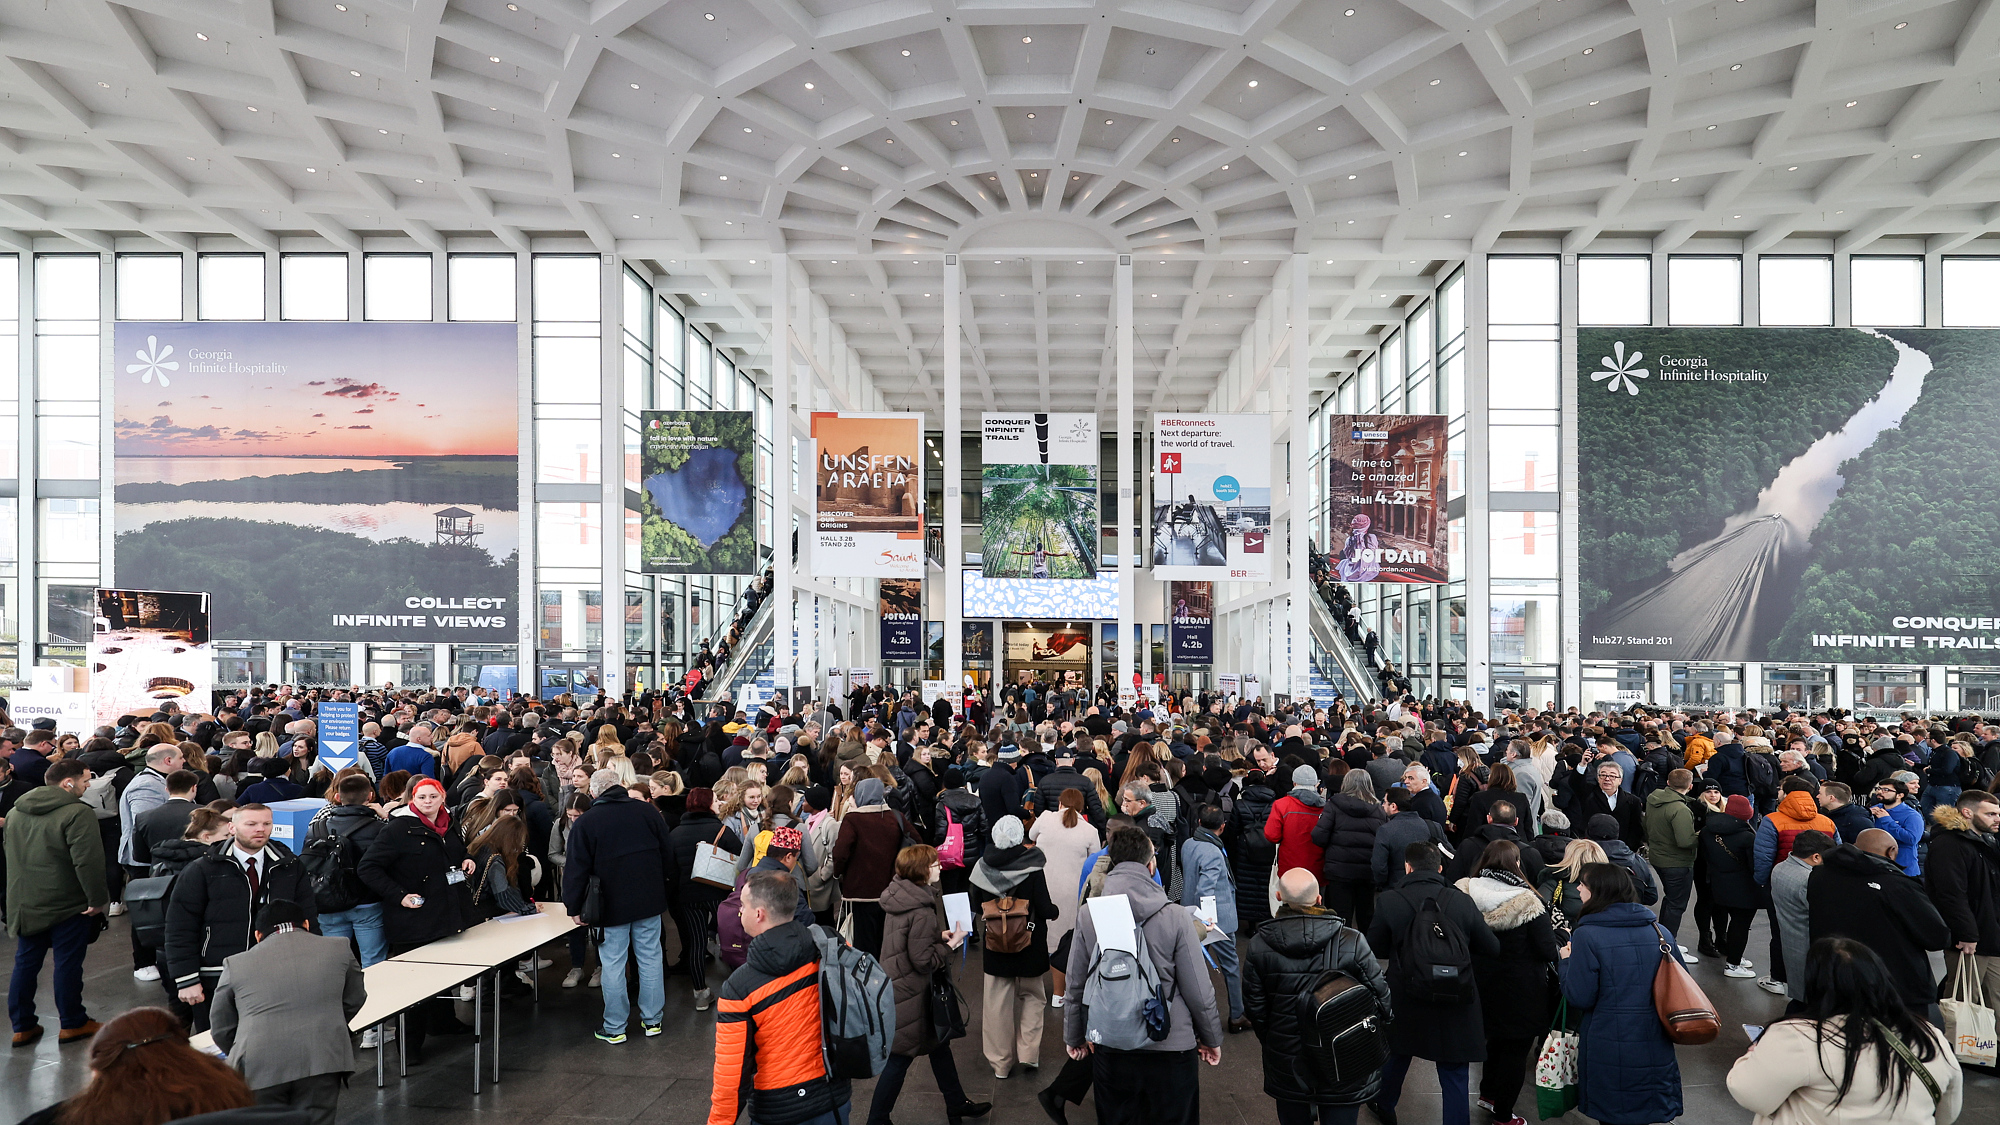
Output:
top-left (981, 413), bottom-right (1099, 579)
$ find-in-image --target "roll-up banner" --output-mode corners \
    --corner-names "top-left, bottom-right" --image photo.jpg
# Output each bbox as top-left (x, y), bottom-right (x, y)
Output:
top-left (981, 413), bottom-right (1099, 579)
top-left (1579, 327), bottom-right (2000, 664)
top-left (90, 589), bottom-right (212, 729)
top-left (1168, 581), bottom-right (1214, 666)
top-left (1152, 414), bottom-right (1272, 580)
top-left (880, 578), bottom-right (923, 661)
top-left (1326, 414), bottom-right (1449, 584)
top-left (811, 412), bottom-right (922, 577)
top-left (638, 410), bottom-right (758, 574)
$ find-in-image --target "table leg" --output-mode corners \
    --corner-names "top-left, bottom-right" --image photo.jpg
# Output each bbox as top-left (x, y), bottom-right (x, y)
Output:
top-left (492, 968), bottom-right (503, 1082)
top-left (472, 975), bottom-right (483, 1095)
top-left (376, 1021), bottom-right (385, 1088)
top-left (397, 1012), bottom-right (407, 1078)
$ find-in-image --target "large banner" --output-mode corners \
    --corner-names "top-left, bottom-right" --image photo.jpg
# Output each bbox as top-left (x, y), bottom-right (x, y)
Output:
top-left (639, 410), bottom-right (758, 574)
top-left (982, 413), bottom-right (1099, 578)
top-left (1003, 625), bottom-right (1091, 667)
top-left (880, 578), bottom-right (923, 661)
top-left (1168, 581), bottom-right (1213, 666)
top-left (812, 413), bottom-right (922, 577)
top-left (1152, 414), bottom-right (1271, 580)
top-left (113, 322), bottom-right (517, 642)
top-left (1579, 327), bottom-right (2000, 664)
top-left (90, 589), bottom-right (212, 728)
top-left (1326, 414), bottom-right (1448, 584)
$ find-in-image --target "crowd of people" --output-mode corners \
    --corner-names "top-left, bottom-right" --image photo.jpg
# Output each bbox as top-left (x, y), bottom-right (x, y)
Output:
top-left (1, 677), bottom-right (1995, 1125)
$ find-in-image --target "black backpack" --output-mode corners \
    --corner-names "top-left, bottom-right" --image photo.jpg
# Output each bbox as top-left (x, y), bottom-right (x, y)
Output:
top-left (1294, 934), bottom-right (1389, 1090)
top-left (1399, 892), bottom-right (1474, 1004)
top-left (1743, 751), bottom-right (1779, 800)
top-left (301, 818), bottom-right (363, 914)
top-left (123, 873), bottom-right (179, 951)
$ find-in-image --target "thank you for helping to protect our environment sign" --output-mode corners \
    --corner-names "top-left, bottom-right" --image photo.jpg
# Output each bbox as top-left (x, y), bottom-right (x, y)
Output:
top-left (812, 413), bottom-right (923, 578)
top-left (317, 700), bottom-right (360, 772)
top-left (1326, 414), bottom-right (1449, 585)
top-left (639, 410), bottom-right (758, 574)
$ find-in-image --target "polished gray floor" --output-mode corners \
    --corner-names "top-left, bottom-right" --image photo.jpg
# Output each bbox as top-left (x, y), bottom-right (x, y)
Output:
top-left (3, 911), bottom-right (1995, 1125)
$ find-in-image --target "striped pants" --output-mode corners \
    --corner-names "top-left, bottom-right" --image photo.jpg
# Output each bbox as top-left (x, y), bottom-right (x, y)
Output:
top-left (677, 899), bottom-right (719, 991)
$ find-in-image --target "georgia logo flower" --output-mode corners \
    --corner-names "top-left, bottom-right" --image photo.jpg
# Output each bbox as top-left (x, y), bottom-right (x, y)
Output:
top-left (1592, 341), bottom-right (1648, 395)
top-left (128, 336), bottom-right (178, 386)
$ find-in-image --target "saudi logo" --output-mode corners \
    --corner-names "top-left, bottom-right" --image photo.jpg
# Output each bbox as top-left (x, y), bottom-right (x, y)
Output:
top-left (1592, 341), bottom-right (1647, 395)
top-left (128, 335), bottom-right (178, 386)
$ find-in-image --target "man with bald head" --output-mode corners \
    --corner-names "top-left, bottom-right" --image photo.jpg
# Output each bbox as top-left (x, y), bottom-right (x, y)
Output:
top-left (1807, 827), bottom-right (1952, 1017)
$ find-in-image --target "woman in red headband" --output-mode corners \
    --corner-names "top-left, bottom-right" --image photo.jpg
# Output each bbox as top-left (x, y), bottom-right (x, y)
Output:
top-left (358, 775), bottom-right (477, 1059)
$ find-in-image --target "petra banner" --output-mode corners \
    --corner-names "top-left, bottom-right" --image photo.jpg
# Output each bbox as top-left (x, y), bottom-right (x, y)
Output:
top-left (1326, 414), bottom-right (1449, 584)
top-left (1168, 581), bottom-right (1214, 666)
top-left (639, 410), bottom-right (758, 574)
top-left (1580, 327), bottom-right (2000, 664)
top-left (981, 413), bottom-right (1099, 579)
top-left (112, 322), bottom-right (517, 642)
top-left (90, 589), bottom-right (212, 728)
top-left (811, 412), bottom-right (922, 577)
top-left (1151, 414), bottom-right (1272, 580)
top-left (880, 578), bottom-right (923, 661)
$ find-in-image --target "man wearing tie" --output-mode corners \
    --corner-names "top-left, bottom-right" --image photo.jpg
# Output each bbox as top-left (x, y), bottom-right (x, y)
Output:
top-left (211, 900), bottom-right (366, 1125)
top-left (164, 803), bottom-right (318, 1030)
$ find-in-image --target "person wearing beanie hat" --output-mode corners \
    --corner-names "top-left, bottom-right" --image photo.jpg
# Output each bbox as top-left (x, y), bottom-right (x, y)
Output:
top-left (1584, 813), bottom-right (1658, 908)
top-left (1702, 792), bottom-right (1762, 977)
top-left (1264, 763), bottom-right (1327, 882)
top-left (968, 815), bottom-right (1057, 1080)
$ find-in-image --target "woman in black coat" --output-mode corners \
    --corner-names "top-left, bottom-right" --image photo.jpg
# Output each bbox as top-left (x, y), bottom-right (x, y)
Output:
top-left (665, 787), bottom-right (742, 1000)
top-left (1242, 880), bottom-right (1392, 1111)
top-left (1225, 771), bottom-right (1279, 930)
top-left (357, 777), bottom-right (474, 1057)
top-left (1310, 772), bottom-right (1389, 933)
top-left (1699, 795), bottom-right (1761, 971)
top-left (1455, 839), bottom-right (1560, 1125)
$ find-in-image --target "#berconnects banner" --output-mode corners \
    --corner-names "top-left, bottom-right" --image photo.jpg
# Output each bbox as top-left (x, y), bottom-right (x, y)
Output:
top-left (112, 322), bottom-right (518, 643)
top-left (811, 412), bottom-right (922, 577)
top-left (1168, 581), bottom-right (1213, 666)
top-left (1326, 414), bottom-right (1448, 584)
top-left (1151, 414), bottom-right (1272, 580)
top-left (639, 410), bottom-right (758, 574)
top-left (981, 413), bottom-right (1099, 578)
top-left (880, 578), bottom-right (923, 662)
top-left (89, 589), bottom-right (212, 728)
top-left (1579, 327), bottom-right (2000, 664)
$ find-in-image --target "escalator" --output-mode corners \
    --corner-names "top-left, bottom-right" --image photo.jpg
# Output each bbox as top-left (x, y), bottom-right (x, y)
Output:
top-left (1307, 586), bottom-right (1375, 703)
top-left (696, 593), bottom-right (777, 703)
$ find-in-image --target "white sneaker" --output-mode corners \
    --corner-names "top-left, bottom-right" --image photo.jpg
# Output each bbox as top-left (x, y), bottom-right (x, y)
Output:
top-left (1679, 950), bottom-right (1699, 964)
top-left (132, 965), bottom-right (161, 982)
top-left (360, 1027), bottom-right (390, 1049)
top-left (1757, 976), bottom-right (1787, 995)
top-left (1678, 944), bottom-right (1693, 955)
top-left (588, 967), bottom-right (602, 988)
top-left (1737, 958), bottom-right (1753, 969)
top-left (694, 988), bottom-right (714, 1011)
top-left (1723, 963), bottom-right (1756, 979)
top-left (520, 955), bottom-right (554, 971)
top-left (108, 902), bottom-right (127, 917)
top-left (563, 968), bottom-right (585, 989)
top-left (1049, 993), bottom-right (1064, 1009)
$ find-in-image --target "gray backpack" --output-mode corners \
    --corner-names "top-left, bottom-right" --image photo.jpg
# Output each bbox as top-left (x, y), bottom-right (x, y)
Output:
top-left (1082, 903), bottom-right (1173, 1050)
top-left (808, 924), bottom-right (895, 1079)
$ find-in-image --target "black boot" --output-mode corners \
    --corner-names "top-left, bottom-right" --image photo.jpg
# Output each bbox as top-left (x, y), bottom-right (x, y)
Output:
top-left (1035, 1089), bottom-right (1067, 1125)
top-left (948, 1100), bottom-right (993, 1125)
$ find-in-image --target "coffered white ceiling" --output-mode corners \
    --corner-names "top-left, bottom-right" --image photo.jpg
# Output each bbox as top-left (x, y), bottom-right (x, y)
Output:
top-left (2, 0), bottom-right (1997, 414)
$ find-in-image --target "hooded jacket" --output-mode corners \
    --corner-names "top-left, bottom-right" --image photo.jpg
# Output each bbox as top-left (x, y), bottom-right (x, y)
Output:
top-left (562, 783), bottom-right (675, 926)
top-left (1443, 823), bottom-right (1545, 887)
top-left (1263, 785), bottom-right (1326, 878)
top-left (1366, 870), bottom-right (1500, 1062)
top-left (934, 787), bottom-right (988, 868)
top-left (1753, 790), bottom-right (1838, 885)
top-left (1709, 741), bottom-right (1749, 798)
top-left (878, 876), bottom-right (953, 1056)
top-left (1808, 844), bottom-right (1951, 1010)
top-left (1062, 861), bottom-right (1223, 1053)
top-left (710, 919), bottom-right (849, 1125)
top-left (1311, 792), bottom-right (1389, 886)
top-left (832, 781), bottom-right (905, 901)
top-left (1242, 905), bottom-right (1390, 1105)
top-left (1457, 872), bottom-right (1560, 1040)
top-left (3, 784), bottom-right (108, 937)
top-left (1226, 776), bottom-right (1279, 928)
top-left (357, 806), bottom-right (471, 947)
top-left (969, 842), bottom-right (1057, 977)
top-left (1642, 787), bottom-right (1697, 868)
top-left (1701, 809), bottom-right (1761, 910)
top-left (1926, 804), bottom-right (2000, 955)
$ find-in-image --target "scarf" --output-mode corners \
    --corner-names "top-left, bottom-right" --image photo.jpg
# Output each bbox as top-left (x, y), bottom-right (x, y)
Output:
top-left (970, 843), bottom-right (1047, 897)
top-left (410, 779), bottom-right (451, 835)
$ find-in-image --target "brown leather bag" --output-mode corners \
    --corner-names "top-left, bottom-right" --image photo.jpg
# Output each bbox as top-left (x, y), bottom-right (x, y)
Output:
top-left (1650, 923), bottom-right (1719, 1044)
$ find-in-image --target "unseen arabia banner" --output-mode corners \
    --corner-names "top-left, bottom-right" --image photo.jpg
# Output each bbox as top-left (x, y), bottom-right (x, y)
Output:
top-left (1326, 414), bottom-right (1448, 584)
top-left (811, 412), bottom-right (922, 578)
top-left (1579, 327), bottom-right (2000, 664)
top-left (639, 410), bottom-right (758, 574)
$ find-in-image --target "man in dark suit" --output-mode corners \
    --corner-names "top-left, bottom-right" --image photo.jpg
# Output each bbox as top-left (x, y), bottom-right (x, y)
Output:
top-left (1576, 759), bottom-right (1644, 848)
top-left (211, 899), bottom-right (365, 1125)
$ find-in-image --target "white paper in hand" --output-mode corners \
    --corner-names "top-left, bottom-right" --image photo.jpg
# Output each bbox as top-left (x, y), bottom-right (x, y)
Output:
top-left (1090, 894), bottom-right (1139, 953)
top-left (943, 892), bottom-right (974, 935)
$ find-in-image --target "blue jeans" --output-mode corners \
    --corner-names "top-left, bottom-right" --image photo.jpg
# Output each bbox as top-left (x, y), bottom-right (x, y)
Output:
top-left (8, 913), bottom-right (93, 1032)
top-left (318, 901), bottom-right (387, 967)
top-left (1207, 935), bottom-right (1245, 1021)
top-left (1378, 1053), bottom-right (1469, 1125)
top-left (598, 915), bottom-right (664, 1034)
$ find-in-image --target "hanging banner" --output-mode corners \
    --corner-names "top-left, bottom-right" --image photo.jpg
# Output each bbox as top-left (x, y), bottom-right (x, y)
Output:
top-left (880, 578), bottom-right (923, 661)
top-left (1003, 625), bottom-right (1092, 667)
top-left (639, 410), bottom-right (758, 574)
top-left (89, 589), bottom-right (213, 729)
top-left (1326, 414), bottom-right (1449, 584)
top-left (811, 413), bottom-right (922, 577)
top-left (981, 413), bottom-right (1099, 578)
top-left (316, 700), bottom-right (360, 772)
top-left (1151, 414), bottom-right (1272, 580)
top-left (1168, 581), bottom-right (1214, 666)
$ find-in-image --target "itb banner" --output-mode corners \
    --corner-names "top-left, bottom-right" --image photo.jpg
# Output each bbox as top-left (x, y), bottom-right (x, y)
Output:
top-left (880, 578), bottom-right (922, 661)
top-left (1168, 581), bottom-right (1213, 666)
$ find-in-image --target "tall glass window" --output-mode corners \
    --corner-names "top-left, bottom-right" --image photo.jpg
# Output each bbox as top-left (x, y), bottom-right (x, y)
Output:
top-left (116, 255), bottom-right (183, 320)
top-left (197, 254), bottom-right (265, 320)
top-left (448, 255), bottom-right (517, 321)
top-left (280, 254), bottom-right (349, 320)
top-left (1578, 256), bottom-right (1650, 325)
top-left (364, 254), bottom-right (433, 321)
top-left (1942, 257), bottom-right (2000, 327)
top-left (1851, 257), bottom-right (1923, 327)
top-left (1668, 256), bottom-right (1742, 325)
top-left (1758, 256), bottom-right (1833, 326)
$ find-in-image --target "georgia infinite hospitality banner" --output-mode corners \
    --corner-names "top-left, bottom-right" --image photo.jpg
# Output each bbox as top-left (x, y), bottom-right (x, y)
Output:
top-left (1168, 581), bottom-right (1214, 666)
top-left (880, 578), bottom-right (923, 662)
top-left (113, 322), bottom-right (517, 642)
top-left (639, 410), bottom-right (758, 574)
top-left (1580, 327), bottom-right (2000, 664)
top-left (1326, 414), bottom-right (1448, 584)
top-left (981, 413), bottom-right (1099, 579)
top-left (89, 588), bottom-right (213, 728)
top-left (1152, 414), bottom-right (1272, 581)
top-left (811, 412), bottom-right (922, 577)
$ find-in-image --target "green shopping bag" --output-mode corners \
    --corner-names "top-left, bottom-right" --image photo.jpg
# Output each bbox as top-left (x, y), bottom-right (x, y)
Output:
top-left (1534, 998), bottom-right (1580, 1120)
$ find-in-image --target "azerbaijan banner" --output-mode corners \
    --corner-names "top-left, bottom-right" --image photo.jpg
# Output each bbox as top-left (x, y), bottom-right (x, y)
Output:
top-left (1326, 414), bottom-right (1448, 584)
top-left (1152, 413), bottom-right (1272, 580)
top-left (812, 412), bottom-right (922, 577)
top-left (1169, 581), bottom-right (1213, 666)
top-left (880, 578), bottom-right (923, 661)
top-left (981, 413), bottom-right (1099, 578)
top-left (639, 410), bottom-right (758, 574)
top-left (1581, 327), bottom-right (2000, 664)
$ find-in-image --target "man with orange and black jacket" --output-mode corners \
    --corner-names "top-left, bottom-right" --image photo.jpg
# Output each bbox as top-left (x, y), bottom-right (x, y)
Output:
top-left (710, 869), bottom-right (848, 1125)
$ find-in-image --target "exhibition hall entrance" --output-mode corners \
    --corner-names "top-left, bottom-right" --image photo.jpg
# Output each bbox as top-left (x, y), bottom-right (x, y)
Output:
top-left (1000, 622), bottom-right (1091, 694)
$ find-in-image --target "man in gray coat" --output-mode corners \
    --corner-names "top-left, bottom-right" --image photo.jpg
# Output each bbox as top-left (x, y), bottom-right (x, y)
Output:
top-left (1769, 829), bottom-right (1834, 1006)
top-left (211, 900), bottom-right (366, 1125)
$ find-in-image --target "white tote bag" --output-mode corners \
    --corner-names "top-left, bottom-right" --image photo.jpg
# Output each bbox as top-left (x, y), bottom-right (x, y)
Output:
top-left (1942, 952), bottom-right (1998, 1067)
top-left (692, 826), bottom-right (739, 890)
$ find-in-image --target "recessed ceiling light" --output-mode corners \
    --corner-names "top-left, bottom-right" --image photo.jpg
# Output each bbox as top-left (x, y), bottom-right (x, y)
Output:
top-left (1105, 119), bottom-right (1114, 125)
top-left (705, 12), bottom-right (715, 19)
top-left (1588, 100), bottom-right (1599, 105)
top-left (633, 214), bottom-right (640, 219)
top-left (1707, 124), bottom-right (1717, 129)
top-left (631, 82), bottom-right (640, 89)
top-left (1670, 176), bottom-right (1680, 181)
top-left (196, 32), bottom-right (209, 41)
top-left (1788, 165), bottom-right (1798, 171)
top-left (1021, 36), bottom-right (1032, 43)
top-left (1442, 214), bottom-right (1450, 218)
top-left (1026, 112), bottom-right (1035, 118)
top-left (1731, 64), bottom-right (1742, 71)
top-left (1073, 175), bottom-right (1081, 180)
top-left (1846, 100), bottom-right (1858, 107)
top-left (804, 82), bottom-right (815, 89)
top-left (489, 56), bottom-right (501, 62)
top-left (507, 3), bottom-right (517, 8)
top-left (1344, 7), bottom-right (1356, 14)
top-left (350, 69), bottom-right (363, 77)
top-left (1029, 172), bottom-right (1037, 176)
top-left (186, 155), bottom-right (195, 160)
top-left (1895, 21), bottom-right (1908, 28)
top-left (840, 165), bottom-right (849, 170)
top-left (335, 3), bottom-right (346, 9)
top-left (744, 127), bottom-right (753, 132)
top-left (719, 174), bottom-right (727, 179)
top-left (1348, 173), bottom-right (1357, 179)
top-left (1458, 150), bottom-right (1468, 156)
top-left (612, 152), bottom-right (621, 157)
top-left (1429, 79), bottom-right (1441, 86)
top-left (307, 166), bottom-right (316, 172)
top-left (1171, 137), bottom-right (1180, 141)
top-left (1317, 125), bottom-right (1327, 130)
top-left (1836, 209), bottom-right (1844, 214)
top-left (97, 81), bottom-right (108, 88)
top-left (1912, 153), bottom-right (1922, 158)
top-left (949, 120), bottom-right (958, 125)
top-left (1221, 164), bottom-right (1229, 169)
top-left (247, 106), bottom-right (258, 111)
top-left (1731, 214), bottom-right (1740, 218)
top-left (1582, 47), bottom-right (1592, 54)
top-left (415, 178), bottom-right (424, 184)
top-left (884, 137), bottom-right (893, 142)
top-left (1248, 80), bottom-right (1260, 88)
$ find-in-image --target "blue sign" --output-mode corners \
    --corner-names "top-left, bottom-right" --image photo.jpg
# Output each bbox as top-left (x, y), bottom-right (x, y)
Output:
top-left (1211, 475), bottom-right (1240, 502)
top-left (317, 701), bottom-right (360, 772)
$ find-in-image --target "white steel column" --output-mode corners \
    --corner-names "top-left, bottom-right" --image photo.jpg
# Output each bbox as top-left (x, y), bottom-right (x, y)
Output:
top-left (1560, 254), bottom-right (1582, 708)
top-left (944, 256), bottom-right (963, 704)
top-left (600, 256), bottom-right (625, 695)
top-left (1289, 255), bottom-right (1311, 698)
top-left (516, 252), bottom-right (535, 696)
top-left (1116, 255), bottom-right (1135, 703)
top-left (1466, 256), bottom-right (1492, 713)
top-left (772, 254), bottom-right (795, 701)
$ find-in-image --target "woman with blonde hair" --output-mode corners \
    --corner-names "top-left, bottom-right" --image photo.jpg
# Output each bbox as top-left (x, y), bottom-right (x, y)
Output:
top-left (1082, 767), bottom-right (1112, 814)
top-left (1537, 837), bottom-right (1608, 925)
top-left (1027, 788), bottom-right (1100, 1005)
top-left (252, 730), bottom-right (282, 759)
